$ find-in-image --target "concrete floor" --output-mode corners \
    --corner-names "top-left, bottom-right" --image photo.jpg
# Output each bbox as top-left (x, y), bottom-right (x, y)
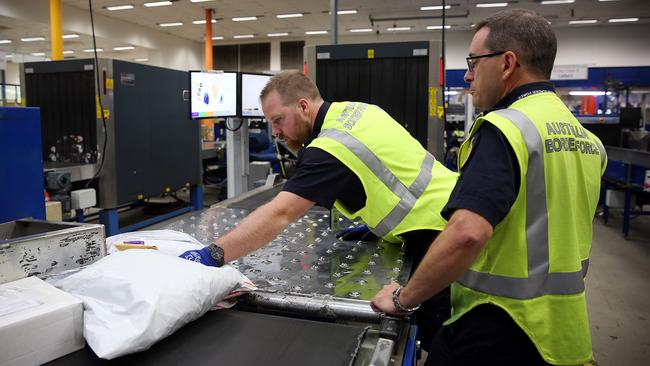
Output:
top-left (587, 211), bottom-right (650, 366)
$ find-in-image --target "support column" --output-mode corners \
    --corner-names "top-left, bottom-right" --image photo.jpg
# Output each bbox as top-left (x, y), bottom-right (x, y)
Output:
top-left (204, 8), bottom-right (213, 70)
top-left (50, 0), bottom-right (63, 60)
top-left (330, 0), bottom-right (338, 45)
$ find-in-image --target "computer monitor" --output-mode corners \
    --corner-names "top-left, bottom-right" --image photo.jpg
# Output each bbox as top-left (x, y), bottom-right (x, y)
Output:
top-left (241, 73), bottom-right (272, 118)
top-left (189, 71), bottom-right (238, 119)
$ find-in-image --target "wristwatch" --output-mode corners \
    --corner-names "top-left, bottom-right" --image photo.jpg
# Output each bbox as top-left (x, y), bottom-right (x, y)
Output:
top-left (207, 243), bottom-right (225, 267)
top-left (392, 286), bottom-right (421, 314)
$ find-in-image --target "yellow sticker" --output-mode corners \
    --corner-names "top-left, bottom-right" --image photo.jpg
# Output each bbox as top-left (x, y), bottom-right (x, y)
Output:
top-left (429, 87), bottom-right (437, 117)
top-left (137, 194), bottom-right (144, 200)
top-left (103, 109), bottom-right (110, 120)
top-left (367, 49), bottom-right (375, 59)
top-left (106, 78), bottom-right (114, 90)
top-left (96, 96), bottom-right (101, 119)
top-left (437, 106), bottom-right (445, 120)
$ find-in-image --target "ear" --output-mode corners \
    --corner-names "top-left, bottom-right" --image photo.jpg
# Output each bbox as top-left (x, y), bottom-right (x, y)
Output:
top-left (501, 51), bottom-right (519, 80)
top-left (296, 98), bottom-right (309, 114)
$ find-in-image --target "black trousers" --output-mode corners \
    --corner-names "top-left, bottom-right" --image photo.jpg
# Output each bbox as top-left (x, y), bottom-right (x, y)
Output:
top-left (425, 304), bottom-right (550, 366)
top-left (402, 230), bottom-right (450, 352)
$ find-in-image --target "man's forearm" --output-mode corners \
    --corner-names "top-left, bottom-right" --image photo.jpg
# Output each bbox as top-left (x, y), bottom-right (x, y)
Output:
top-left (217, 192), bottom-right (314, 262)
top-left (398, 209), bottom-right (493, 308)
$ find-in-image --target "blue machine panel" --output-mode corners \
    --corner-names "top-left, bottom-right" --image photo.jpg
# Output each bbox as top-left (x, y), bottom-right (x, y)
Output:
top-left (0, 107), bottom-right (46, 223)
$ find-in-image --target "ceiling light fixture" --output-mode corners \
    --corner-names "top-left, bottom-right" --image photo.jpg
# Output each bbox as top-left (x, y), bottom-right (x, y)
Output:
top-left (349, 28), bottom-right (373, 32)
top-left (105, 4), bottom-right (134, 11)
top-left (233, 34), bottom-right (255, 39)
top-left (476, 3), bottom-right (509, 7)
top-left (277, 13), bottom-right (303, 18)
top-left (159, 22), bottom-right (183, 27)
top-left (338, 9), bottom-right (357, 14)
top-left (426, 25), bottom-right (451, 30)
top-left (21, 36), bottom-right (46, 42)
top-left (6, 54), bottom-right (13, 58)
top-left (135, 58), bottom-right (149, 62)
top-left (232, 16), bottom-right (257, 21)
top-left (113, 46), bottom-right (135, 51)
top-left (31, 52), bottom-right (46, 56)
top-left (83, 48), bottom-right (104, 52)
top-left (267, 32), bottom-right (289, 37)
top-left (144, 1), bottom-right (172, 7)
top-left (420, 5), bottom-right (451, 10)
top-left (569, 91), bottom-right (610, 96)
top-left (305, 30), bottom-right (328, 35)
top-left (387, 26), bottom-right (411, 31)
top-left (63, 50), bottom-right (74, 54)
top-left (190, 0), bottom-right (216, 2)
top-left (608, 17), bottom-right (639, 23)
top-left (192, 19), bottom-right (216, 24)
top-left (569, 19), bottom-right (597, 24)
top-left (0, 39), bottom-right (12, 44)
top-left (541, 0), bottom-right (574, 4)
top-left (211, 36), bottom-right (224, 40)
top-left (62, 34), bottom-right (80, 39)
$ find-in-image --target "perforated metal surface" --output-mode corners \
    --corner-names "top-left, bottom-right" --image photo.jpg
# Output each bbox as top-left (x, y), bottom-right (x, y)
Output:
top-left (162, 206), bottom-right (411, 300)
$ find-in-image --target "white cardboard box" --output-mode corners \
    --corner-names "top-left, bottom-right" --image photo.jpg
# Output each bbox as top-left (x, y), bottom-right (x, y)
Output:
top-left (0, 276), bottom-right (84, 366)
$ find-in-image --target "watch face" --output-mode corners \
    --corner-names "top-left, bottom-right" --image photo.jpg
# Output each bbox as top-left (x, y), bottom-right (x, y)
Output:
top-left (209, 244), bottom-right (225, 264)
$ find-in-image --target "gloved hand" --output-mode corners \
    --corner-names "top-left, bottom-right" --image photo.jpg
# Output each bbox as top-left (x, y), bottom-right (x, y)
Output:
top-left (336, 224), bottom-right (378, 241)
top-left (178, 247), bottom-right (219, 267)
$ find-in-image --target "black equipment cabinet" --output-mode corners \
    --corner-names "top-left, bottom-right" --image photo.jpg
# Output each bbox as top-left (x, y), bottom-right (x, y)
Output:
top-left (305, 41), bottom-right (445, 159)
top-left (22, 59), bottom-right (200, 208)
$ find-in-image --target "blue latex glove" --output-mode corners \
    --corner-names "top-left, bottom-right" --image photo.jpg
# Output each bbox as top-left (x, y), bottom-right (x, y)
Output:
top-left (178, 247), bottom-right (219, 267)
top-left (336, 224), bottom-right (378, 241)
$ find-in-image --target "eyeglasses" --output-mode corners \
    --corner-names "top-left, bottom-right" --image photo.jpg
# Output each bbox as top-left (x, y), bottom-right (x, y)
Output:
top-left (466, 51), bottom-right (506, 72)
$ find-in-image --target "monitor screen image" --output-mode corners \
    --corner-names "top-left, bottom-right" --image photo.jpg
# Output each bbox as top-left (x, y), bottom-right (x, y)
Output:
top-left (241, 73), bottom-right (272, 117)
top-left (190, 71), bottom-right (237, 119)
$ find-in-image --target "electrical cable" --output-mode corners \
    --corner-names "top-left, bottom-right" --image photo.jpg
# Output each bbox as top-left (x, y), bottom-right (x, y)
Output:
top-left (84, 0), bottom-right (108, 189)
top-left (224, 117), bottom-right (244, 131)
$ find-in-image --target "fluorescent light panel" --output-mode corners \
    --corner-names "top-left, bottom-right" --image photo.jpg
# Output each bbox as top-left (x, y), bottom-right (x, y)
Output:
top-left (190, 0), bottom-right (216, 2)
top-left (63, 50), bottom-right (74, 54)
top-left (608, 18), bottom-right (639, 23)
top-left (159, 22), bottom-right (183, 27)
top-left (569, 91), bottom-right (611, 96)
top-left (192, 19), bottom-right (216, 24)
top-left (277, 13), bottom-right (303, 18)
top-left (0, 39), bottom-right (12, 44)
top-left (113, 46), bottom-right (135, 51)
top-left (144, 1), bottom-right (172, 7)
top-left (21, 36), bottom-right (46, 42)
top-left (541, 0), bottom-right (574, 4)
top-left (31, 52), bottom-right (45, 56)
top-left (426, 25), bottom-right (451, 30)
top-left (476, 2), bottom-right (509, 7)
top-left (350, 28), bottom-right (373, 33)
top-left (338, 9), bottom-right (357, 14)
top-left (305, 30), bottom-right (328, 35)
top-left (83, 48), bottom-right (103, 52)
top-left (135, 58), bottom-right (149, 62)
top-left (62, 34), bottom-right (80, 39)
top-left (267, 32), bottom-right (289, 37)
top-left (569, 19), bottom-right (597, 24)
top-left (6, 54), bottom-right (12, 58)
top-left (420, 5), bottom-right (451, 10)
top-left (387, 26), bottom-right (411, 31)
top-left (211, 36), bottom-right (224, 40)
top-left (106, 4), bottom-right (134, 11)
top-left (233, 34), bottom-right (254, 38)
top-left (232, 16), bottom-right (257, 21)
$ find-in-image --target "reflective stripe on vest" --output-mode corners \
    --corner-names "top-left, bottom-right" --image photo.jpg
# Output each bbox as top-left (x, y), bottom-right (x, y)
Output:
top-left (458, 108), bottom-right (590, 300)
top-left (318, 128), bottom-right (435, 237)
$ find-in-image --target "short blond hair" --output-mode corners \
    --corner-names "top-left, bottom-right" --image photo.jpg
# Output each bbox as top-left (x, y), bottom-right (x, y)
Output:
top-left (260, 70), bottom-right (322, 105)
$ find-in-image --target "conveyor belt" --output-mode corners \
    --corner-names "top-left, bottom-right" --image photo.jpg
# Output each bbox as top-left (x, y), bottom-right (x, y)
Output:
top-left (45, 310), bottom-right (368, 366)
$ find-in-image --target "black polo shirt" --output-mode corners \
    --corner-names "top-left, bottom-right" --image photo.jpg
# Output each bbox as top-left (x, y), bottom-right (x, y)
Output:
top-left (441, 82), bottom-right (556, 227)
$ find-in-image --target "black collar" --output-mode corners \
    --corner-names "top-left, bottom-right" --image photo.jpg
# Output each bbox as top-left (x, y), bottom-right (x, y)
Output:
top-left (486, 81), bottom-right (555, 113)
top-left (305, 101), bottom-right (330, 146)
